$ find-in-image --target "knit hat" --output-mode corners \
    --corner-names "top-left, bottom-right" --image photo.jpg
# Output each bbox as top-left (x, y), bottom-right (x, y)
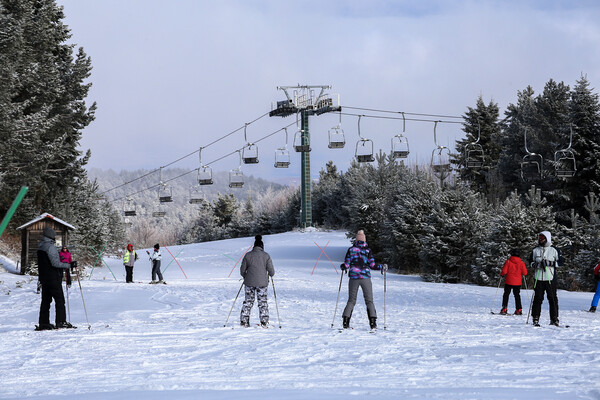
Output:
top-left (356, 230), bottom-right (366, 243)
top-left (510, 248), bottom-right (520, 257)
top-left (154, 243), bottom-right (160, 250)
top-left (127, 244), bottom-right (133, 251)
top-left (254, 235), bottom-right (264, 249)
top-left (43, 227), bottom-right (56, 240)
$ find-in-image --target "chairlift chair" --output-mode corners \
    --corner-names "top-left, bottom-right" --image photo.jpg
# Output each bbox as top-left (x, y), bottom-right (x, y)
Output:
top-left (188, 186), bottom-right (203, 204)
top-left (520, 126), bottom-right (543, 181)
top-left (198, 166), bottom-right (213, 185)
top-left (293, 130), bottom-right (311, 152)
top-left (123, 198), bottom-right (136, 217)
top-left (554, 124), bottom-right (576, 178)
top-left (152, 204), bottom-right (166, 218)
top-left (242, 143), bottom-right (259, 164)
top-left (391, 134), bottom-right (410, 159)
top-left (158, 185), bottom-right (173, 203)
top-left (356, 139), bottom-right (375, 163)
top-left (274, 147), bottom-right (290, 168)
top-left (328, 125), bottom-right (345, 149)
top-left (465, 143), bottom-right (484, 168)
top-left (229, 150), bottom-right (245, 188)
top-left (430, 121), bottom-right (451, 178)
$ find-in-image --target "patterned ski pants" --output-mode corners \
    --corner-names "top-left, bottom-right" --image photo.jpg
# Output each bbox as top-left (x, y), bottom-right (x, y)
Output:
top-left (240, 286), bottom-right (269, 324)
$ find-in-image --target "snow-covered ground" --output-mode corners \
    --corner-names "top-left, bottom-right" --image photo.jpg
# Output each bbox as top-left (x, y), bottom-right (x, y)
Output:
top-left (1, 230), bottom-right (599, 400)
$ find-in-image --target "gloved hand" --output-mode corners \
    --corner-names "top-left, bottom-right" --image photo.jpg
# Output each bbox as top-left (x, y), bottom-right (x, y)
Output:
top-left (380, 264), bottom-right (388, 274)
top-left (146, 250), bottom-right (150, 255)
top-left (340, 263), bottom-right (347, 274)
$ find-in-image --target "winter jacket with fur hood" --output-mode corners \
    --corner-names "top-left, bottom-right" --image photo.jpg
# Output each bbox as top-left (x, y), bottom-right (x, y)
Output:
top-left (240, 247), bottom-right (275, 287)
top-left (530, 231), bottom-right (563, 282)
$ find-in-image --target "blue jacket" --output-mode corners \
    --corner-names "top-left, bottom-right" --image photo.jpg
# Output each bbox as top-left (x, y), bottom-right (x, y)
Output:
top-left (343, 241), bottom-right (380, 279)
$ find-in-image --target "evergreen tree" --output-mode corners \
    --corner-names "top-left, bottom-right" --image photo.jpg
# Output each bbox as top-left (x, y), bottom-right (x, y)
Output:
top-left (312, 161), bottom-right (344, 228)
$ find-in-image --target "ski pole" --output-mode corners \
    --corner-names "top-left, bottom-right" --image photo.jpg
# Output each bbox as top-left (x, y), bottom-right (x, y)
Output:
top-left (526, 277), bottom-right (537, 325)
top-left (224, 281), bottom-right (244, 327)
top-left (66, 280), bottom-right (71, 324)
top-left (271, 276), bottom-right (282, 329)
top-left (74, 264), bottom-right (91, 330)
top-left (331, 266), bottom-right (345, 328)
top-left (383, 266), bottom-right (387, 330)
top-left (490, 274), bottom-right (503, 314)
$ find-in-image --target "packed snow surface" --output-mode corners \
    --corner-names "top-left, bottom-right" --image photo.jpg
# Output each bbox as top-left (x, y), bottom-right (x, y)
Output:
top-left (1, 230), bottom-right (599, 399)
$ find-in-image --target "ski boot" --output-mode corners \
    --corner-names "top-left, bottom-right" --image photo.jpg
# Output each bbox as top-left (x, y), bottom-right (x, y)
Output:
top-left (260, 320), bottom-right (269, 328)
top-left (369, 317), bottom-right (377, 330)
top-left (514, 309), bottom-right (523, 315)
top-left (532, 318), bottom-right (540, 327)
top-left (589, 306), bottom-right (597, 313)
top-left (35, 323), bottom-right (56, 331)
top-left (499, 307), bottom-right (508, 315)
top-left (56, 322), bottom-right (76, 329)
top-left (342, 316), bottom-right (351, 329)
top-left (550, 319), bottom-right (560, 327)
top-left (240, 319), bottom-right (250, 328)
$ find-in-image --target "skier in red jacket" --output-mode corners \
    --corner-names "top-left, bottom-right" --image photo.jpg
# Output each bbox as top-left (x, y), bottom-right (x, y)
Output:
top-left (499, 249), bottom-right (528, 315)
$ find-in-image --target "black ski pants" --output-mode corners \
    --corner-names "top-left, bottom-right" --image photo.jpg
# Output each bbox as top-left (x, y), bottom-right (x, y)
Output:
top-left (342, 278), bottom-right (377, 319)
top-left (502, 284), bottom-right (522, 310)
top-left (151, 260), bottom-right (163, 282)
top-left (39, 280), bottom-right (66, 325)
top-left (532, 279), bottom-right (559, 322)
top-left (125, 266), bottom-right (134, 283)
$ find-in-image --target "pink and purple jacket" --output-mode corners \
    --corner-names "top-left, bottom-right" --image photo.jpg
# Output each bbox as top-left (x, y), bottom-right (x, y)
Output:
top-left (343, 240), bottom-right (379, 279)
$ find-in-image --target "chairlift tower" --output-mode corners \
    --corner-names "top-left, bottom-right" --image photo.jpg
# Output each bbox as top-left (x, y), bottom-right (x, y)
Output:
top-left (270, 85), bottom-right (341, 228)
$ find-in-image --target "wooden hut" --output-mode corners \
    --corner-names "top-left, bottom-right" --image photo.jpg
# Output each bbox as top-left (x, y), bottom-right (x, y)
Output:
top-left (16, 213), bottom-right (76, 275)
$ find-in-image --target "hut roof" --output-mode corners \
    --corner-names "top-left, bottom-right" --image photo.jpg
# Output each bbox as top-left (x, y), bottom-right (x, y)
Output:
top-left (16, 213), bottom-right (76, 231)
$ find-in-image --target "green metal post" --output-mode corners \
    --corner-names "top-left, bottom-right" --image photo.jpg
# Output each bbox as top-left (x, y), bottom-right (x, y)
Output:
top-left (0, 186), bottom-right (28, 239)
top-left (300, 111), bottom-right (312, 228)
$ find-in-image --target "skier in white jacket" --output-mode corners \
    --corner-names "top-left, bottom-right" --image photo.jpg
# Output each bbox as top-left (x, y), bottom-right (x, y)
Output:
top-left (529, 231), bottom-right (563, 326)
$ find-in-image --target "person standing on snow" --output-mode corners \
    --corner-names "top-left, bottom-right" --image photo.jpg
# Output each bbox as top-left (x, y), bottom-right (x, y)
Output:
top-left (59, 246), bottom-right (73, 289)
top-left (499, 248), bottom-right (527, 315)
top-left (341, 230), bottom-right (387, 330)
top-left (240, 235), bottom-right (275, 327)
top-left (37, 227), bottom-right (76, 330)
top-left (529, 231), bottom-right (564, 326)
top-left (123, 243), bottom-right (138, 283)
top-left (146, 243), bottom-right (165, 284)
top-left (588, 261), bottom-right (600, 312)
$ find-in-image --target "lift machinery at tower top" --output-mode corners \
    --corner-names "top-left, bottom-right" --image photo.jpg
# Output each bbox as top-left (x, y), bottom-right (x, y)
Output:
top-left (270, 85), bottom-right (342, 228)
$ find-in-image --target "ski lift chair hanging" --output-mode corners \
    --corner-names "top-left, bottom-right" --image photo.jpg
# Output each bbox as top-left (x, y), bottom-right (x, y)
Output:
top-left (430, 121), bottom-right (451, 177)
top-left (123, 198), bottom-right (137, 217)
top-left (293, 130), bottom-right (311, 152)
top-left (157, 167), bottom-right (173, 203)
top-left (197, 148), bottom-right (213, 185)
top-left (241, 123), bottom-right (259, 164)
top-left (391, 112), bottom-right (409, 159)
top-left (554, 124), bottom-right (576, 178)
top-left (152, 204), bottom-right (166, 218)
top-left (520, 126), bottom-right (543, 181)
top-left (355, 115), bottom-right (375, 163)
top-left (229, 150), bottom-right (245, 188)
top-left (274, 127), bottom-right (291, 168)
top-left (188, 185), bottom-right (203, 204)
top-left (328, 111), bottom-right (345, 149)
top-left (465, 120), bottom-right (484, 169)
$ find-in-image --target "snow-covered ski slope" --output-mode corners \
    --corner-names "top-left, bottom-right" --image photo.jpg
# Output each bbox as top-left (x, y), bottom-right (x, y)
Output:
top-left (1, 229), bottom-right (599, 400)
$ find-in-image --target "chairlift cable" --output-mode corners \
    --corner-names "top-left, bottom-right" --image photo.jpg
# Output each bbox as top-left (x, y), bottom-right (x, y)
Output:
top-left (343, 105), bottom-right (462, 119)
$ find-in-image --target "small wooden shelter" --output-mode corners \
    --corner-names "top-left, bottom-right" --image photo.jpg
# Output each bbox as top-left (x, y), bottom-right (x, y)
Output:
top-left (16, 213), bottom-right (76, 275)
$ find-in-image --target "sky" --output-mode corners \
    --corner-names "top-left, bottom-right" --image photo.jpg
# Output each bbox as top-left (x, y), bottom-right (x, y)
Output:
top-left (57, 0), bottom-right (600, 189)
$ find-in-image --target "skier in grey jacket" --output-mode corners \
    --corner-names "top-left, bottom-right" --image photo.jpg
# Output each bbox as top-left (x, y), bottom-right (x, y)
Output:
top-left (240, 235), bottom-right (275, 327)
top-left (529, 230), bottom-right (564, 326)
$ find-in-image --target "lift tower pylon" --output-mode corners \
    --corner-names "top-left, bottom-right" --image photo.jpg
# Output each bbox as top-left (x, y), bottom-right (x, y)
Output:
top-left (270, 85), bottom-right (341, 229)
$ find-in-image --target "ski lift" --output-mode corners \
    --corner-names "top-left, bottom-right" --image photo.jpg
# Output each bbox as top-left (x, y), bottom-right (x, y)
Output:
top-left (242, 123), bottom-right (259, 164)
top-left (152, 204), bottom-right (166, 218)
top-left (229, 150), bottom-right (245, 188)
top-left (391, 112), bottom-right (410, 159)
top-left (355, 115), bottom-right (375, 163)
top-left (293, 115), bottom-right (311, 152)
top-left (123, 197), bottom-right (136, 217)
top-left (188, 185), bottom-right (203, 204)
top-left (198, 148), bottom-right (213, 185)
top-left (157, 167), bottom-right (173, 203)
top-left (520, 126), bottom-right (543, 181)
top-left (465, 120), bottom-right (484, 169)
top-left (328, 111), bottom-right (345, 149)
top-left (554, 124), bottom-right (576, 178)
top-left (430, 121), bottom-right (451, 178)
top-left (274, 127), bottom-right (290, 168)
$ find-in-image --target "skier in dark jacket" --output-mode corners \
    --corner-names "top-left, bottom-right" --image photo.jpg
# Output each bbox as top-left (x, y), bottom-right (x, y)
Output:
top-left (499, 249), bottom-right (527, 315)
top-left (529, 231), bottom-right (564, 326)
top-left (341, 230), bottom-right (387, 330)
top-left (240, 235), bottom-right (275, 327)
top-left (37, 227), bottom-right (75, 330)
